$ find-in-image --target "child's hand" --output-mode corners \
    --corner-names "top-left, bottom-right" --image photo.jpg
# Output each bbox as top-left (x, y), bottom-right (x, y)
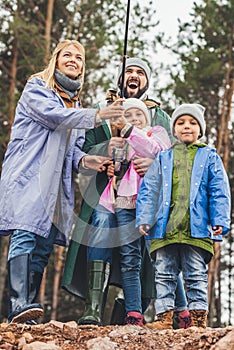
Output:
top-left (139, 224), bottom-right (150, 236)
top-left (111, 116), bottom-right (127, 130)
top-left (106, 162), bottom-right (115, 177)
top-left (212, 226), bottom-right (223, 235)
top-left (133, 157), bottom-right (154, 176)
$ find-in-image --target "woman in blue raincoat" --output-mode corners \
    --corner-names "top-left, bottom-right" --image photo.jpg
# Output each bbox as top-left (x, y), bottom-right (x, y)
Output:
top-left (0, 39), bottom-right (124, 324)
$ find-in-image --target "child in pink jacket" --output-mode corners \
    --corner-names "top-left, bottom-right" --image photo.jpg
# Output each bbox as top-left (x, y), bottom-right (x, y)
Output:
top-left (99, 98), bottom-right (171, 212)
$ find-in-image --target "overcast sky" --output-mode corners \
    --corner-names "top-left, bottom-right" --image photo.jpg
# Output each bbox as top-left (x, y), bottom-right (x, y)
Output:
top-left (156, 0), bottom-right (196, 37)
top-left (150, 0), bottom-right (198, 88)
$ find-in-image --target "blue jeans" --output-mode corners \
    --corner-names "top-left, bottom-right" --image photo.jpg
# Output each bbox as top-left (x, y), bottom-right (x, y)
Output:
top-left (87, 205), bottom-right (142, 314)
top-left (174, 272), bottom-right (187, 312)
top-left (8, 225), bottom-right (58, 274)
top-left (154, 244), bottom-right (211, 314)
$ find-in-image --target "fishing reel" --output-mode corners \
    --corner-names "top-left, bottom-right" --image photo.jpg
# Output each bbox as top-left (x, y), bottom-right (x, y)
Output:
top-left (112, 147), bottom-right (127, 176)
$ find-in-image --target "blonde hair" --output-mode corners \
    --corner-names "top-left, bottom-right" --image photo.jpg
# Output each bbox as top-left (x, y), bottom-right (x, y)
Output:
top-left (30, 40), bottom-right (85, 92)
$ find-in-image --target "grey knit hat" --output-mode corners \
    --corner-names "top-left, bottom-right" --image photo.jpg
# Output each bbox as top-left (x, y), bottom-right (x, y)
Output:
top-left (123, 98), bottom-right (150, 125)
top-left (171, 103), bottom-right (206, 137)
top-left (116, 57), bottom-right (151, 87)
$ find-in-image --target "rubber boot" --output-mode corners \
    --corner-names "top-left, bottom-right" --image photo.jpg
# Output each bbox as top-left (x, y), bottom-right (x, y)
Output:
top-left (110, 297), bottom-right (150, 325)
top-left (26, 271), bottom-right (43, 325)
top-left (7, 254), bottom-right (44, 323)
top-left (110, 297), bottom-right (126, 325)
top-left (190, 310), bottom-right (208, 329)
top-left (78, 261), bottom-right (110, 326)
top-left (28, 271), bottom-right (43, 304)
top-left (142, 298), bottom-right (151, 314)
top-left (146, 310), bottom-right (173, 330)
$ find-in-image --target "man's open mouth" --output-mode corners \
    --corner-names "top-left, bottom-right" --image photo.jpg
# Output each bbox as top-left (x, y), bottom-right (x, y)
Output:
top-left (127, 80), bottom-right (139, 89)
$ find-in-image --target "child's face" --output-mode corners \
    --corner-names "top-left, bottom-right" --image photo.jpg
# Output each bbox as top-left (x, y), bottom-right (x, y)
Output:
top-left (124, 107), bottom-right (147, 129)
top-left (174, 115), bottom-right (201, 143)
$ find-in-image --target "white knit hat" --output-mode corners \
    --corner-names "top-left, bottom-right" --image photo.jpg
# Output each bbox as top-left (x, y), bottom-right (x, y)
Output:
top-left (116, 57), bottom-right (151, 87)
top-left (123, 98), bottom-right (150, 125)
top-left (171, 103), bottom-right (206, 137)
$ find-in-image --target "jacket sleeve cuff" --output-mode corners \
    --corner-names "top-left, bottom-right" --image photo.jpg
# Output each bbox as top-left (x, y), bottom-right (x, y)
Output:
top-left (120, 123), bottom-right (133, 138)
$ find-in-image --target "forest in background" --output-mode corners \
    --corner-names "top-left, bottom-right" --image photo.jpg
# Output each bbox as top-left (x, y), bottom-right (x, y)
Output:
top-left (0, 0), bottom-right (233, 327)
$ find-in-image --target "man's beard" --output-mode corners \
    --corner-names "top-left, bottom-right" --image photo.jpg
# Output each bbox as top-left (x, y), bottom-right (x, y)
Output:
top-left (123, 85), bottom-right (148, 99)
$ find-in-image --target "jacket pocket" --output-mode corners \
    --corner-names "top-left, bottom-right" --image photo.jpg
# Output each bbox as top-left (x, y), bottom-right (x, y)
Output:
top-left (15, 166), bottom-right (38, 187)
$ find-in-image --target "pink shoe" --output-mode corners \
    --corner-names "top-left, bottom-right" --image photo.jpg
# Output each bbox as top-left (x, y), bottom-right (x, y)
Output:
top-left (173, 310), bottom-right (191, 329)
top-left (125, 311), bottom-right (145, 327)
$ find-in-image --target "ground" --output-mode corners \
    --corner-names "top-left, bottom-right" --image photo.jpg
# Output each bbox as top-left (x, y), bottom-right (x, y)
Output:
top-left (0, 322), bottom-right (233, 350)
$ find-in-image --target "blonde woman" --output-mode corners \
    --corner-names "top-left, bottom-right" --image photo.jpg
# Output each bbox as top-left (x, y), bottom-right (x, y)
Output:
top-left (0, 39), bottom-right (123, 324)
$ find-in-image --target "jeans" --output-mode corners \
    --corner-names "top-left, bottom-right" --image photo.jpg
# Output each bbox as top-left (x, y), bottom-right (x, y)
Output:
top-left (87, 205), bottom-right (142, 314)
top-left (154, 244), bottom-right (211, 314)
top-left (174, 272), bottom-right (187, 312)
top-left (8, 225), bottom-right (58, 274)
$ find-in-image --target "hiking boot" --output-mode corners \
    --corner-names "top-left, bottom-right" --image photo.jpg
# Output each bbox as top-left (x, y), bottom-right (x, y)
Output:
top-left (190, 310), bottom-right (208, 329)
top-left (147, 310), bottom-right (173, 330)
top-left (173, 309), bottom-right (191, 329)
top-left (125, 311), bottom-right (145, 327)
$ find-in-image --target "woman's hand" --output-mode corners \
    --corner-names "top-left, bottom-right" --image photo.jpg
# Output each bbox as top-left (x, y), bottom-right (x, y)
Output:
top-left (79, 155), bottom-right (112, 172)
top-left (98, 99), bottom-right (125, 121)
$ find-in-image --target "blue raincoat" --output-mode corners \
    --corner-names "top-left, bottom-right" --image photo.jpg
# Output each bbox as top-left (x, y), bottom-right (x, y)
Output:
top-left (0, 77), bottom-right (97, 246)
top-left (136, 146), bottom-right (231, 242)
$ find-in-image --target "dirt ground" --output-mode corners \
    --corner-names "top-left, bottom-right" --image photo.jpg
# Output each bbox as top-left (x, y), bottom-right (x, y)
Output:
top-left (0, 321), bottom-right (233, 350)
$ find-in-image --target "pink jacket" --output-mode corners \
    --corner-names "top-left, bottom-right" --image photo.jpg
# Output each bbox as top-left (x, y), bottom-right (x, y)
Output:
top-left (99, 126), bottom-right (171, 213)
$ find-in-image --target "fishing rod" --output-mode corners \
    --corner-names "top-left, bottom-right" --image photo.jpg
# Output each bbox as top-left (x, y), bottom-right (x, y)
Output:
top-left (112, 0), bottom-right (131, 163)
top-left (119, 0), bottom-right (131, 98)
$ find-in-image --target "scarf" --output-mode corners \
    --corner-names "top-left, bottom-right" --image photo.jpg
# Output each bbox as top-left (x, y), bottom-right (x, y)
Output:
top-left (54, 69), bottom-right (83, 99)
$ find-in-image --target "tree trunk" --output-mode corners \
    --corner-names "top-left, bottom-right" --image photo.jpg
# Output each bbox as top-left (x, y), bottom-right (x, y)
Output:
top-left (39, 267), bottom-right (47, 308)
top-left (8, 40), bottom-right (18, 128)
top-left (51, 245), bottom-right (64, 321)
top-left (228, 232), bottom-right (233, 325)
top-left (0, 237), bottom-right (9, 315)
top-left (208, 242), bottom-right (219, 326)
top-left (44, 0), bottom-right (55, 64)
top-left (223, 76), bottom-right (234, 169)
top-left (208, 43), bottom-right (233, 324)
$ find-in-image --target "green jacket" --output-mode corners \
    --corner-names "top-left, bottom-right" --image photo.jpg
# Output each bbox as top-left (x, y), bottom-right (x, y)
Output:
top-left (150, 142), bottom-right (214, 256)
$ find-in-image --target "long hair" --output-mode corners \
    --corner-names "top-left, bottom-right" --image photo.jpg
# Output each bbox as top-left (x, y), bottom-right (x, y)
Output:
top-left (30, 40), bottom-right (85, 93)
